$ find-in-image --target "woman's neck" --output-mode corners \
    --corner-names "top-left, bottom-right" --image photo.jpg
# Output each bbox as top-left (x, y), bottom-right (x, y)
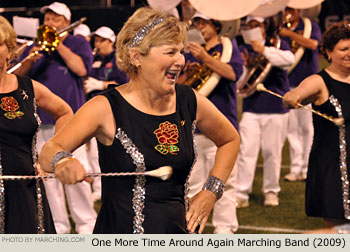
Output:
top-left (117, 80), bottom-right (176, 116)
top-left (327, 64), bottom-right (350, 82)
top-left (0, 72), bottom-right (8, 89)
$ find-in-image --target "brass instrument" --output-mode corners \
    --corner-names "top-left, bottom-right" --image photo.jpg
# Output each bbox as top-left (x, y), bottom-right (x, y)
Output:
top-left (183, 36), bottom-right (233, 97)
top-left (7, 17), bottom-right (87, 74)
top-left (284, 12), bottom-right (302, 53)
top-left (184, 51), bottom-right (220, 90)
top-left (237, 36), bottom-right (281, 98)
top-left (287, 17), bottom-right (312, 74)
top-left (285, 13), bottom-right (293, 29)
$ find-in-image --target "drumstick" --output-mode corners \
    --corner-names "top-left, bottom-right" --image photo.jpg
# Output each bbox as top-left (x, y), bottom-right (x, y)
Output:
top-left (256, 83), bottom-right (344, 126)
top-left (0, 166), bottom-right (173, 181)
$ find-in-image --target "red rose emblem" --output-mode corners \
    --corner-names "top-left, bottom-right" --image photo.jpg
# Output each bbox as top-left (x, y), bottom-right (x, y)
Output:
top-left (0, 96), bottom-right (24, 119)
top-left (153, 121), bottom-right (180, 155)
top-left (0, 97), bottom-right (19, 111)
top-left (154, 121), bottom-right (179, 145)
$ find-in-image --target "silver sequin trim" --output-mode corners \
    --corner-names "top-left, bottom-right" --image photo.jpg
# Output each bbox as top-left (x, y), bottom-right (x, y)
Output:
top-left (0, 149), bottom-right (5, 234)
top-left (0, 96), bottom-right (44, 234)
top-left (184, 120), bottom-right (198, 212)
top-left (116, 128), bottom-right (146, 234)
top-left (32, 98), bottom-right (45, 233)
top-left (329, 95), bottom-right (350, 220)
top-left (129, 18), bottom-right (165, 48)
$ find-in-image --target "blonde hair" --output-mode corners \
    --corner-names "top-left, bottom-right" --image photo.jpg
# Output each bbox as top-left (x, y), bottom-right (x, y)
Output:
top-left (0, 15), bottom-right (17, 62)
top-left (116, 7), bottom-right (187, 77)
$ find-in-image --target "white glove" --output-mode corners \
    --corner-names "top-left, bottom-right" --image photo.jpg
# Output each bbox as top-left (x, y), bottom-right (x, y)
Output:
top-left (84, 77), bottom-right (105, 93)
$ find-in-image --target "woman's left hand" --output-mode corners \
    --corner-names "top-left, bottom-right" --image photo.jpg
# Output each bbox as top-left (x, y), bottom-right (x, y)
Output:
top-left (186, 190), bottom-right (216, 233)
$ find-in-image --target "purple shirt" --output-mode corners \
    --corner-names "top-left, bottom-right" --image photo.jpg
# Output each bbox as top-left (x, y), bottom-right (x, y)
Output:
top-left (184, 39), bottom-right (243, 130)
top-left (88, 50), bottom-right (128, 99)
top-left (239, 38), bottom-right (291, 114)
top-left (20, 34), bottom-right (93, 124)
top-left (281, 19), bottom-right (322, 87)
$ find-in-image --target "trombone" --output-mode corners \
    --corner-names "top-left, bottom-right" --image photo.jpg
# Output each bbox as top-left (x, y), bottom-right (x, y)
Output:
top-left (7, 17), bottom-right (87, 74)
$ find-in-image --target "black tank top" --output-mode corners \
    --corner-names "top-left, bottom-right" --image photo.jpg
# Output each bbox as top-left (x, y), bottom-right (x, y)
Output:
top-left (93, 84), bottom-right (197, 233)
top-left (0, 75), bottom-right (55, 233)
top-left (306, 69), bottom-right (350, 219)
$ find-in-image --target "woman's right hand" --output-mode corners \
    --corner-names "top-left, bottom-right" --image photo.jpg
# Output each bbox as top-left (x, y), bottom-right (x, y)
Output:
top-left (283, 91), bottom-right (301, 109)
top-left (54, 158), bottom-right (88, 184)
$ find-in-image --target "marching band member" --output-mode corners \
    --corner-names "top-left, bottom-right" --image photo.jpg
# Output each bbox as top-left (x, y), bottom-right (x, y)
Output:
top-left (85, 26), bottom-right (128, 99)
top-left (0, 15), bottom-right (72, 233)
top-left (39, 7), bottom-right (240, 234)
top-left (73, 24), bottom-right (91, 42)
top-left (236, 15), bottom-right (294, 208)
top-left (280, 7), bottom-right (322, 182)
top-left (283, 21), bottom-right (350, 227)
top-left (178, 11), bottom-right (243, 234)
top-left (14, 2), bottom-right (97, 234)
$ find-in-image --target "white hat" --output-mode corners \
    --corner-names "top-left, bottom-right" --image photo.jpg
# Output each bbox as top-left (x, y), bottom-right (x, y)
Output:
top-left (92, 26), bottom-right (116, 43)
top-left (40, 2), bottom-right (71, 20)
top-left (192, 11), bottom-right (211, 21)
top-left (73, 24), bottom-right (91, 37)
top-left (246, 15), bottom-right (265, 24)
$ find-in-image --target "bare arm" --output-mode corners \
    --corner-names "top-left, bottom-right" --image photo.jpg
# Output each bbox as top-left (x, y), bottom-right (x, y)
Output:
top-left (195, 92), bottom-right (239, 182)
top-left (283, 74), bottom-right (329, 109)
top-left (187, 42), bottom-right (236, 81)
top-left (186, 91), bottom-right (240, 233)
top-left (33, 80), bottom-right (73, 132)
top-left (38, 95), bottom-right (115, 181)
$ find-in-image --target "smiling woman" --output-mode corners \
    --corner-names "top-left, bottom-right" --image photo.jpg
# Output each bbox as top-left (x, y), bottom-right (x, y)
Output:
top-left (282, 21), bottom-right (350, 227)
top-left (38, 6), bottom-right (240, 234)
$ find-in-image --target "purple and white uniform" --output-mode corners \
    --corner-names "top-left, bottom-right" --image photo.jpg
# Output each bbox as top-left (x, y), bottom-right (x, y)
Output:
top-left (186, 39), bottom-right (243, 234)
top-left (88, 49), bottom-right (128, 99)
top-left (236, 37), bottom-right (294, 202)
top-left (282, 18), bottom-right (322, 179)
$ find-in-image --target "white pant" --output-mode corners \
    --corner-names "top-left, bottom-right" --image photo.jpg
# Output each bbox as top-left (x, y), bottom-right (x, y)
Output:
top-left (37, 125), bottom-right (97, 234)
top-left (188, 134), bottom-right (238, 232)
top-left (86, 137), bottom-right (101, 194)
top-left (287, 107), bottom-right (313, 174)
top-left (236, 112), bottom-right (288, 200)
